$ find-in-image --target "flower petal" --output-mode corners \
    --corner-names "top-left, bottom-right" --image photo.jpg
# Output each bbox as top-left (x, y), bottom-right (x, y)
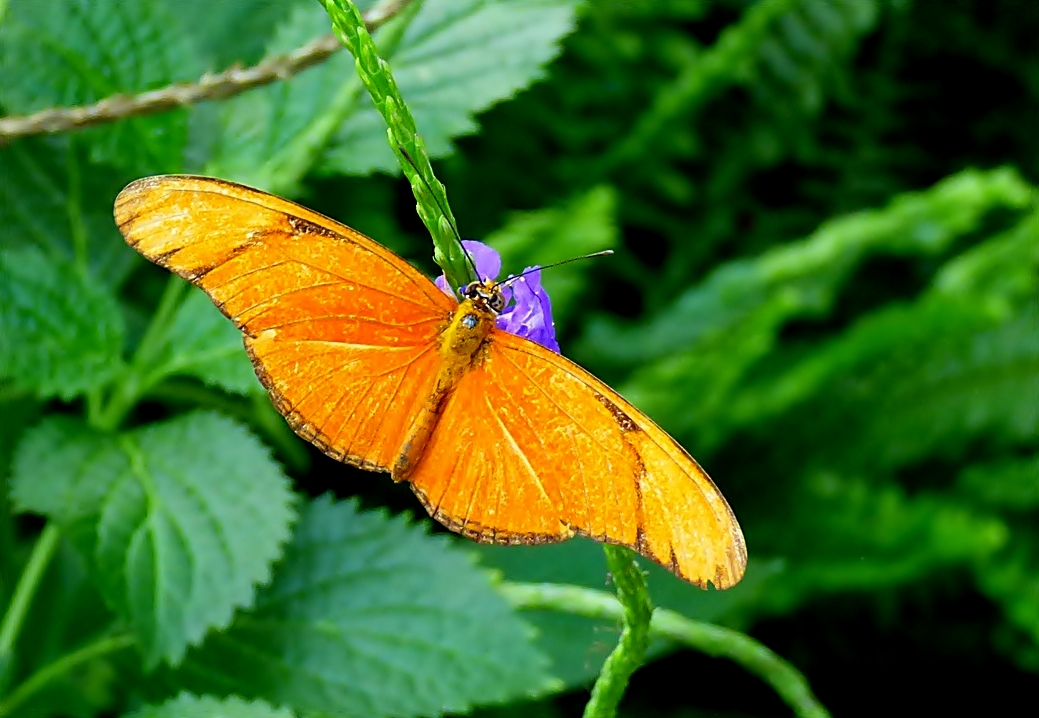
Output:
top-left (434, 274), bottom-right (454, 297)
top-left (498, 267), bottom-right (560, 353)
top-left (461, 240), bottom-right (501, 282)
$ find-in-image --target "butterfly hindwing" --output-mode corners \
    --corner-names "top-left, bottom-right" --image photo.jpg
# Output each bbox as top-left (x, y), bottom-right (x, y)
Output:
top-left (407, 330), bottom-right (747, 588)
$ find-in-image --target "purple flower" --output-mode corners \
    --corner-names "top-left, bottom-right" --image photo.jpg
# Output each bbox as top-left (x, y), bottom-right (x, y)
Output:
top-left (436, 240), bottom-right (560, 353)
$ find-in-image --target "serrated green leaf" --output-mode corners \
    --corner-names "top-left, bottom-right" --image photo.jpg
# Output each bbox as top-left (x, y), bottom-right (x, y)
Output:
top-left (487, 186), bottom-right (618, 327)
top-left (474, 539), bottom-right (782, 688)
top-left (170, 496), bottom-right (554, 717)
top-left (126, 693), bottom-right (293, 718)
top-left (162, 0), bottom-right (305, 70)
top-left (0, 247), bottom-right (125, 400)
top-left (10, 412), bottom-right (296, 667)
top-left (202, 1), bottom-right (363, 194)
top-left (958, 456), bottom-right (1039, 511)
top-left (740, 301), bottom-right (1039, 472)
top-left (582, 167), bottom-right (1032, 366)
top-left (150, 288), bottom-right (260, 395)
top-left (934, 208), bottom-right (1039, 307)
top-left (0, 137), bottom-right (139, 287)
top-left (321, 0), bottom-right (579, 176)
top-left (754, 473), bottom-right (1009, 612)
top-left (0, 0), bottom-right (200, 173)
top-left (717, 208), bottom-right (1039, 460)
top-left (975, 532), bottom-right (1039, 658)
top-left (577, 168), bottom-right (1033, 449)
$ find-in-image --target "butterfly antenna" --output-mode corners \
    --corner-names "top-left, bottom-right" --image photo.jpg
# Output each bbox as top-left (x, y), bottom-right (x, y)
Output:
top-left (501, 250), bottom-right (614, 287)
top-left (397, 147), bottom-right (480, 282)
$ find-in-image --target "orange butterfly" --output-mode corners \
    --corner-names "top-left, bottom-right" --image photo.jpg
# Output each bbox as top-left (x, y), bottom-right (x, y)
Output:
top-left (115, 175), bottom-right (746, 588)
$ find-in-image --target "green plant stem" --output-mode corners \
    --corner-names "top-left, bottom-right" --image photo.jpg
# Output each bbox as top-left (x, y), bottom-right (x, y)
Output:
top-left (500, 580), bottom-right (831, 718)
top-left (0, 632), bottom-right (135, 716)
top-left (581, 546), bottom-right (654, 718)
top-left (95, 275), bottom-right (189, 431)
top-left (651, 610), bottom-right (829, 718)
top-left (321, 0), bottom-right (475, 291)
top-left (0, 524), bottom-right (60, 666)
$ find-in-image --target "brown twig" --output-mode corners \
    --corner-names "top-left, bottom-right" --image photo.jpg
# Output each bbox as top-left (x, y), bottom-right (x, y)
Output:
top-left (0, 0), bottom-right (410, 142)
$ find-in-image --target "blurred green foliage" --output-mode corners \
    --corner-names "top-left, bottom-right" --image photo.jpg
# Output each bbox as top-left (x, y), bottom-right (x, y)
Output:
top-left (0, 0), bottom-right (1036, 716)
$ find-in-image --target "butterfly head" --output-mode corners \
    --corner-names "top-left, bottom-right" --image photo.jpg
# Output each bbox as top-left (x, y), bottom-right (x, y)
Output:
top-left (461, 280), bottom-right (506, 314)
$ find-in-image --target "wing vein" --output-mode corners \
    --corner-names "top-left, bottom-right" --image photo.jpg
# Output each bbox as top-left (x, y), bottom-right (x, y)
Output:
top-left (172, 183), bottom-right (449, 310)
top-left (233, 280), bottom-right (349, 322)
top-left (287, 258), bottom-right (442, 311)
top-left (494, 345), bottom-right (622, 459)
top-left (245, 313), bottom-right (444, 332)
top-left (489, 377), bottom-right (569, 522)
top-left (499, 341), bottom-right (720, 518)
top-left (485, 392), bottom-right (554, 509)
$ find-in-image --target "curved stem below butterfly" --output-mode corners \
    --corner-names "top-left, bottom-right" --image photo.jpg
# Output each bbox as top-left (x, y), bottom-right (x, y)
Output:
top-left (499, 580), bottom-right (831, 718)
top-left (581, 545), bottom-right (654, 718)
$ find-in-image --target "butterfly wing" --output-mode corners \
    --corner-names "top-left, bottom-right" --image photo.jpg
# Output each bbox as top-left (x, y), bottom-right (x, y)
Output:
top-left (115, 175), bottom-right (455, 471)
top-left (407, 329), bottom-right (746, 588)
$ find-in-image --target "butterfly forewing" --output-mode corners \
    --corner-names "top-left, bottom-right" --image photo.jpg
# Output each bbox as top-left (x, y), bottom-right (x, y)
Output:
top-left (115, 175), bottom-right (453, 470)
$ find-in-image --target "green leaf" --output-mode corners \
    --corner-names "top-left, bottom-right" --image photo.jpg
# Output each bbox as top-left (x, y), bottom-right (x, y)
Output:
top-left (975, 531), bottom-right (1039, 667)
top-left (151, 288), bottom-right (261, 395)
top-left (0, 247), bottom-right (125, 400)
top-left (487, 186), bottom-right (618, 327)
top-left (752, 473), bottom-right (1009, 612)
top-left (0, 0), bottom-right (200, 173)
top-left (170, 496), bottom-right (554, 717)
top-left (958, 456), bottom-right (1039, 511)
top-left (0, 137), bottom-right (139, 287)
top-left (750, 0), bottom-right (879, 116)
top-left (743, 301), bottom-right (1039, 472)
top-left (934, 207), bottom-right (1039, 308)
top-left (10, 412), bottom-right (296, 667)
top-left (475, 539), bottom-right (782, 688)
top-left (577, 168), bottom-right (1033, 449)
top-left (599, 0), bottom-right (878, 177)
top-left (321, 0), bottom-right (579, 176)
top-left (582, 167), bottom-right (1032, 366)
top-left (717, 208), bottom-right (1039, 463)
top-left (202, 1), bottom-right (363, 195)
top-left (163, 0), bottom-right (303, 70)
top-left (126, 693), bottom-right (293, 718)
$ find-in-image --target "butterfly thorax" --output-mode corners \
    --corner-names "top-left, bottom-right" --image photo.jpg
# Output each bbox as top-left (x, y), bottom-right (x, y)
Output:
top-left (438, 292), bottom-right (498, 375)
top-left (392, 280), bottom-right (502, 482)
